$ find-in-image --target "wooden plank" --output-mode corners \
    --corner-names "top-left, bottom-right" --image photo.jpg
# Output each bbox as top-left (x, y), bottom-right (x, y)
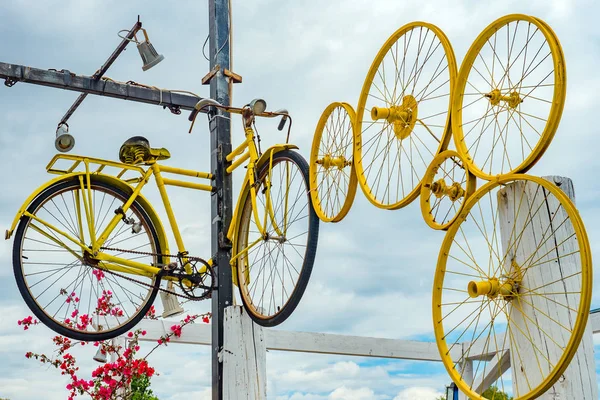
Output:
top-left (465, 333), bottom-right (506, 361)
top-left (136, 319), bottom-right (211, 346)
top-left (498, 176), bottom-right (597, 399)
top-left (0, 62), bottom-right (201, 112)
top-left (263, 329), bottom-right (458, 361)
top-left (135, 318), bottom-right (461, 361)
top-left (591, 312), bottom-right (600, 334)
top-left (223, 306), bottom-right (266, 400)
top-left (472, 351), bottom-right (511, 393)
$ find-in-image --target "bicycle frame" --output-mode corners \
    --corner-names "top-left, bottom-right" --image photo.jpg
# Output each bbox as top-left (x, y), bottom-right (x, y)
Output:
top-left (6, 125), bottom-right (298, 283)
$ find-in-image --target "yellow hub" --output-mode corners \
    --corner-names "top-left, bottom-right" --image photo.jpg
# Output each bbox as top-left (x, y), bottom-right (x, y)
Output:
top-left (370, 95), bottom-right (418, 140)
top-left (485, 89), bottom-right (522, 109)
top-left (467, 278), bottom-right (514, 299)
top-left (316, 154), bottom-right (351, 170)
top-left (468, 260), bottom-right (522, 300)
top-left (430, 179), bottom-right (465, 202)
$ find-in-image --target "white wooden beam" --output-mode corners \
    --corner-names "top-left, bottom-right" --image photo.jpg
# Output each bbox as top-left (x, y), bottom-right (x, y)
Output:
top-left (472, 350), bottom-right (511, 393)
top-left (223, 306), bottom-right (266, 399)
top-left (135, 317), bottom-right (461, 361)
top-left (591, 312), bottom-right (600, 334)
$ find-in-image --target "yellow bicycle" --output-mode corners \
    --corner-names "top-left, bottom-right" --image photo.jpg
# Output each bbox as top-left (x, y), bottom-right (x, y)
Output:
top-left (6, 98), bottom-right (319, 341)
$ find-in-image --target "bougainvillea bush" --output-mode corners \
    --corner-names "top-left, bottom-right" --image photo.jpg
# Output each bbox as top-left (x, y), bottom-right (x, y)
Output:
top-left (19, 310), bottom-right (210, 400)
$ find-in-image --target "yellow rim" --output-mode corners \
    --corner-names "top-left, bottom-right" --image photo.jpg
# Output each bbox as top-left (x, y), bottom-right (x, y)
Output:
top-left (433, 174), bottom-right (591, 399)
top-left (420, 150), bottom-right (476, 230)
top-left (354, 21), bottom-right (456, 210)
top-left (452, 14), bottom-right (566, 180)
top-left (309, 102), bottom-right (358, 223)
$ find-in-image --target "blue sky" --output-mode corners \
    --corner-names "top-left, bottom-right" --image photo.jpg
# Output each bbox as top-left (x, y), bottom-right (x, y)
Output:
top-left (1, 0), bottom-right (599, 399)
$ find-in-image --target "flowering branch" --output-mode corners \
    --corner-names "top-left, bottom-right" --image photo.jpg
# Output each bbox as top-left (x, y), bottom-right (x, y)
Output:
top-left (20, 311), bottom-right (212, 400)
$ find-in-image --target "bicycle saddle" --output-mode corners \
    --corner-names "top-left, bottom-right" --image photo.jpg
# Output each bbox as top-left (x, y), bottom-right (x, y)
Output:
top-left (119, 136), bottom-right (171, 165)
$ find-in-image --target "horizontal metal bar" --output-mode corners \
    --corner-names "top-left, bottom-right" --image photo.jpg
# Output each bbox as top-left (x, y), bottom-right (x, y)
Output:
top-left (0, 61), bottom-right (203, 112)
top-left (162, 178), bottom-right (213, 191)
top-left (158, 164), bottom-right (213, 180)
top-left (226, 151), bottom-right (249, 174)
top-left (59, 20), bottom-right (143, 125)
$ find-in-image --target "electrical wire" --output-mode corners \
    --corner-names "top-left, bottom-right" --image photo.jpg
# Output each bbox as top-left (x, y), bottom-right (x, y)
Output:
top-left (202, 34), bottom-right (210, 61)
top-left (101, 76), bottom-right (202, 99)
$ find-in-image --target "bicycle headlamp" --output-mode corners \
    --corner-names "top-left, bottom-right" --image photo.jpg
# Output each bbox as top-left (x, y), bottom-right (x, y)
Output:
top-left (249, 99), bottom-right (267, 115)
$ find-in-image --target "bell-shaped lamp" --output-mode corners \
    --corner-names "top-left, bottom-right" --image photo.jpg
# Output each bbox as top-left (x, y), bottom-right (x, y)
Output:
top-left (54, 123), bottom-right (75, 152)
top-left (137, 29), bottom-right (164, 71)
top-left (93, 346), bottom-right (107, 363)
top-left (160, 281), bottom-right (184, 318)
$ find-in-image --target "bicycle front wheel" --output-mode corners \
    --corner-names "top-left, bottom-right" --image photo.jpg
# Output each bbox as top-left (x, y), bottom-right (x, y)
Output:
top-left (13, 177), bottom-right (162, 341)
top-left (235, 150), bottom-right (319, 327)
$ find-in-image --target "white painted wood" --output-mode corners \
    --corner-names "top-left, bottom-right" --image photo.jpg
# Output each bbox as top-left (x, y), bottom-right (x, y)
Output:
top-left (136, 318), bottom-right (212, 346)
top-left (263, 329), bottom-right (459, 361)
top-left (591, 312), bottom-right (600, 334)
top-left (222, 306), bottom-right (266, 400)
top-left (472, 351), bottom-right (511, 393)
top-left (457, 354), bottom-right (473, 400)
top-left (465, 333), bottom-right (506, 361)
top-left (498, 176), bottom-right (596, 399)
top-left (136, 318), bottom-right (462, 361)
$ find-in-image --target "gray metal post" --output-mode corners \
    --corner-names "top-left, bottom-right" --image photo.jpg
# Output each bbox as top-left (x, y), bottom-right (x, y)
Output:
top-left (208, 1), bottom-right (233, 399)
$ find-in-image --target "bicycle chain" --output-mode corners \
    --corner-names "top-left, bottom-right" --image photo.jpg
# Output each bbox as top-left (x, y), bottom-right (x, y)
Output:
top-left (96, 246), bottom-right (213, 302)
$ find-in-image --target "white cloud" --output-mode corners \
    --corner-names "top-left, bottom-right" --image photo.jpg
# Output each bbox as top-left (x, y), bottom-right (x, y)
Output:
top-left (329, 386), bottom-right (379, 400)
top-left (394, 387), bottom-right (444, 400)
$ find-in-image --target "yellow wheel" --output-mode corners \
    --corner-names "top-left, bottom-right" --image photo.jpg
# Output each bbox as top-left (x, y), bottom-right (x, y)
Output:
top-left (309, 102), bottom-right (358, 223)
top-left (433, 175), bottom-right (591, 400)
top-left (452, 15), bottom-right (566, 180)
top-left (420, 150), bottom-right (475, 230)
top-left (354, 22), bottom-right (457, 210)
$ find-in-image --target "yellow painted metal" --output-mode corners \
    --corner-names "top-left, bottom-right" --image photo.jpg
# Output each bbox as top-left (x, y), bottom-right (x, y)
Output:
top-left (226, 137), bottom-right (251, 162)
top-left (151, 163), bottom-right (187, 254)
top-left (229, 144), bottom-right (299, 285)
top-left (28, 219), bottom-right (85, 260)
top-left (256, 144), bottom-right (299, 171)
top-left (467, 278), bottom-right (513, 299)
top-left (420, 150), bottom-right (476, 230)
top-left (95, 252), bottom-right (162, 277)
top-left (46, 153), bottom-right (146, 178)
top-left (12, 114), bottom-right (304, 323)
top-left (309, 102), bottom-right (358, 223)
top-left (5, 172), bottom-right (170, 266)
top-left (23, 210), bottom-right (86, 251)
top-left (370, 95), bottom-right (418, 140)
top-left (97, 261), bottom-right (157, 278)
top-left (451, 14), bottom-right (566, 180)
top-left (226, 150), bottom-right (250, 174)
top-left (161, 178), bottom-right (213, 191)
top-left (73, 190), bottom-right (85, 244)
top-left (354, 22), bottom-right (457, 210)
top-left (157, 164), bottom-right (213, 180)
top-left (432, 174), bottom-right (592, 400)
top-left (94, 168), bottom-right (154, 252)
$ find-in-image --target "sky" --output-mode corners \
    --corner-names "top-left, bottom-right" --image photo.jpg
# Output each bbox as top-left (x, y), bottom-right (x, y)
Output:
top-left (1, 0), bottom-right (600, 399)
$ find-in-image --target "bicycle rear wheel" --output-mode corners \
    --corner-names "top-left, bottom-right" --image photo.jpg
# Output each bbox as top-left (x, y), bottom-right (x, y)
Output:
top-left (234, 150), bottom-right (319, 327)
top-left (13, 177), bottom-right (162, 341)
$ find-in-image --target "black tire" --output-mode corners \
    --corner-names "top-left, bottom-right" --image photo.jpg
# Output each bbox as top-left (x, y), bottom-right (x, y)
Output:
top-left (235, 150), bottom-right (319, 327)
top-left (13, 177), bottom-right (162, 341)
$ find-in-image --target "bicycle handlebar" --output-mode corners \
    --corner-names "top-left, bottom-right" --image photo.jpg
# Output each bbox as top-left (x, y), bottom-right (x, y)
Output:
top-left (188, 99), bottom-right (290, 131)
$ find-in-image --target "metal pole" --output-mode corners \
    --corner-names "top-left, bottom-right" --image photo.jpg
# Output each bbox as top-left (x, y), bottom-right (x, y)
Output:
top-left (208, 1), bottom-right (233, 399)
